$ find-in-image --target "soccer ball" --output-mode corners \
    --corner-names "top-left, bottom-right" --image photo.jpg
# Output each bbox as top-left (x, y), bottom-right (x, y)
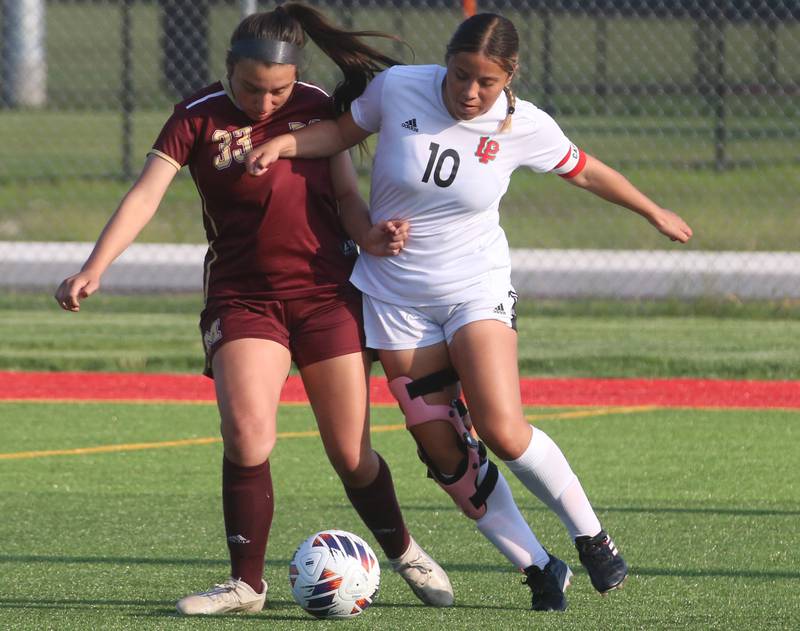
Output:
top-left (289, 529), bottom-right (380, 619)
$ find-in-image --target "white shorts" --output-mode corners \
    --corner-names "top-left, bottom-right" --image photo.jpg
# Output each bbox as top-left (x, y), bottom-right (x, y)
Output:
top-left (362, 287), bottom-right (518, 350)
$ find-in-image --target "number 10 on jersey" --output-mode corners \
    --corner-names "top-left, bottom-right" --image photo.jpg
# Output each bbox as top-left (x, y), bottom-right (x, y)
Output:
top-left (422, 142), bottom-right (460, 188)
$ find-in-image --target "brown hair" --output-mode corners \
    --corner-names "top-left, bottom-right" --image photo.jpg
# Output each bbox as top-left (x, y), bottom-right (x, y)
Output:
top-left (446, 13), bottom-right (518, 132)
top-left (227, 2), bottom-right (403, 114)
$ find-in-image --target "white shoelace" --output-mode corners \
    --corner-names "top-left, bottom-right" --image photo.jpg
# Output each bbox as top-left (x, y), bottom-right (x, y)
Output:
top-left (203, 582), bottom-right (238, 601)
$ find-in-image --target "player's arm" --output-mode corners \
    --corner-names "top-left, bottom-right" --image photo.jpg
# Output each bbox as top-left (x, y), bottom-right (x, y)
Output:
top-left (247, 112), bottom-right (372, 176)
top-left (54, 155), bottom-right (178, 311)
top-left (563, 153), bottom-right (692, 243)
top-left (329, 151), bottom-right (408, 257)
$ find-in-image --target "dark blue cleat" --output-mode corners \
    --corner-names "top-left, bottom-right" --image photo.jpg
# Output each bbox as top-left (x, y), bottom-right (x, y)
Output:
top-left (523, 553), bottom-right (572, 611)
top-left (575, 530), bottom-right (628, 594)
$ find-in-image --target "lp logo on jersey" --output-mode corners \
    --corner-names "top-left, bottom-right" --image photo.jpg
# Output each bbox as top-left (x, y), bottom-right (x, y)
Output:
top-left (475, 136), bottom-right (500, 164)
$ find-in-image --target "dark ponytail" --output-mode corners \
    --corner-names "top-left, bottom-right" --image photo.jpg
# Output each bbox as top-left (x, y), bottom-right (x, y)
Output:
top-left (228, 2), bottom-right (404, 115)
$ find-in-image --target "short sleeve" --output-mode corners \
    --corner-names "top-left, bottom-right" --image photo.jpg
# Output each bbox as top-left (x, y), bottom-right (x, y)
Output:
top-left (148, 107), bottom-right (196, 170)
top-left (350, 69), bottom-right (390, 134)
top-left (519, 110), bottom-right (573, 174)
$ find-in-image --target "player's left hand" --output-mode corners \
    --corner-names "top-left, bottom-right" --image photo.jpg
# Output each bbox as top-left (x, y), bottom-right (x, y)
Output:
top-left (361, 219), bottom-right (409, 256)
top-left (649, 208), bottom-right (693, 243)
top-left (245, 142), bottom-right (281, 177)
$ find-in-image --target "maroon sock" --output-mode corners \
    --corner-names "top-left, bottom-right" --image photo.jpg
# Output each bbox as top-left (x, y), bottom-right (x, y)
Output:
top-left (344, 453), bottom-right (411, 559)
top-left (222, 455), bottom-right (273, 593)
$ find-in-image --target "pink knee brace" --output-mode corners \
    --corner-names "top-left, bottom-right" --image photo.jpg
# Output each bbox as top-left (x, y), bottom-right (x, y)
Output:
top-left (389, 376), bottom-right (497, 520)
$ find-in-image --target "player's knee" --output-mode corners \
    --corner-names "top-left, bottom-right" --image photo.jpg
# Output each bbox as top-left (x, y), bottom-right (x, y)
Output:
top-left (220, 413), bottom-right (276, 460)
top-left (409, 422), bottom-right (463, 474)
top-left (389, 373), bottom-right (463, 473)
top-left (389, 371), bottom-right (497, 520)
top-left (475, 416), bottom-right (531, 461)
top-left (328, 449), bottom-right (376, 487)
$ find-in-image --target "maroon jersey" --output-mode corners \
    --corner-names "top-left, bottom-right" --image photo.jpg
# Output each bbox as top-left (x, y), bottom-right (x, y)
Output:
top-left (150, 79), bottom-right (357, 300)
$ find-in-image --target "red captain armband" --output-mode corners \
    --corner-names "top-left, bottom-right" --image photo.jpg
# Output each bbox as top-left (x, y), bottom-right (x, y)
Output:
top-left (552, 144), bottom-right (587, 179)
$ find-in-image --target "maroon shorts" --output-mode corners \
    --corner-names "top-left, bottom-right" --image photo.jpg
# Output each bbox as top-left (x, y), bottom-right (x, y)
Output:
top-left (199, 288), bottom-right (366, 377)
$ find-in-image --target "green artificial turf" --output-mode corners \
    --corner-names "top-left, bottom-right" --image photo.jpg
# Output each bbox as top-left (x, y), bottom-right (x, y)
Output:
top-left (0, 401), bottom-right (797, 630)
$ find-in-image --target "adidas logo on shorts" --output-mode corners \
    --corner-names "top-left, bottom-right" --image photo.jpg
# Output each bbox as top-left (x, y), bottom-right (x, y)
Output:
top-left (401, 118), bottom-right (419, 132)
top-left (493, 303), bottom-right (506, 315)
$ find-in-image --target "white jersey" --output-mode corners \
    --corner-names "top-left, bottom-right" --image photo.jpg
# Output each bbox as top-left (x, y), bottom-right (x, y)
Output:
top-left (350, 64), bottom-right (578, 306)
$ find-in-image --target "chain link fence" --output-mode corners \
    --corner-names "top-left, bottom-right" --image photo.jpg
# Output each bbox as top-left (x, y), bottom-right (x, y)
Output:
top-left (1, 1), bottom-right (798, 298)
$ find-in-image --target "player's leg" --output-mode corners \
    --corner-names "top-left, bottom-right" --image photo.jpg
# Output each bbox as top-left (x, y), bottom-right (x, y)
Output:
top-left (301, 351), bottom-right (452, 607)
top-left (449, 318), bottom-right (627, 594)
top-left (380, 343), bottom-right (569, 611)
top-left (293, 292), bottom-right (452, 607)
top-left (300, 350), bottom-right (404, 553)
top-left (178, 301), bottom-right (292, 615)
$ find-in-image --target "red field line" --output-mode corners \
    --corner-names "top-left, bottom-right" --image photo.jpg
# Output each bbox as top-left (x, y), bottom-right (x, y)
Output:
top-left (1, 371), bottom-right (799, 409)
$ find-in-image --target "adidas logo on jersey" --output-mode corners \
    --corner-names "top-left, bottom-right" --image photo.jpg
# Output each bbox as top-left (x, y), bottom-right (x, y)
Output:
top-left (341, 239), bottom-right (358, 257)
top-left (401, 118), bottom-right (419, 132)
top-left (288, 118), bottom-right (321, 131)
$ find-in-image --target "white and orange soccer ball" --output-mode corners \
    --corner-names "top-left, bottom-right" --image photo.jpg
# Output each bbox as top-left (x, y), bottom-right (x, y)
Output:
top-left (289, 529), bottom-right (380, 619)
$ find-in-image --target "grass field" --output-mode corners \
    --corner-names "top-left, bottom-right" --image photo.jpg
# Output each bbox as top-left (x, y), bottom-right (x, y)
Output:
top-left (1, 291), bottom-right (798, 629)
top-left (1, 4), bottom-right (798, 628)
top-left (1, 399), bottom-right (797, 630)
top-left (2, 292), bottom-right (799, 380)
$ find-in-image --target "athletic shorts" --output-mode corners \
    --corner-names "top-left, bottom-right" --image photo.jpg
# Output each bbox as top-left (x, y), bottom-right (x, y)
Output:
top-left (199, 287), bottom-right (366, 376)
top-left (362, 286), bottom-right (518, 350)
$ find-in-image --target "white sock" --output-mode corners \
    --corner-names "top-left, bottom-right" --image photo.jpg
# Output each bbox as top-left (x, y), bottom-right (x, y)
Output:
top-left (504, 427), bottom-right (601, 540)
top-left (474, 460), bottom-right (550, 570)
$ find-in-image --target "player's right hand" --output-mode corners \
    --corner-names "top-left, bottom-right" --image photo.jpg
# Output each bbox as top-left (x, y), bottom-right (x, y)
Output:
top-left (245, 142), bottom-right (281, 177)
top-left (54, 272), bottom-right (100, 312)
